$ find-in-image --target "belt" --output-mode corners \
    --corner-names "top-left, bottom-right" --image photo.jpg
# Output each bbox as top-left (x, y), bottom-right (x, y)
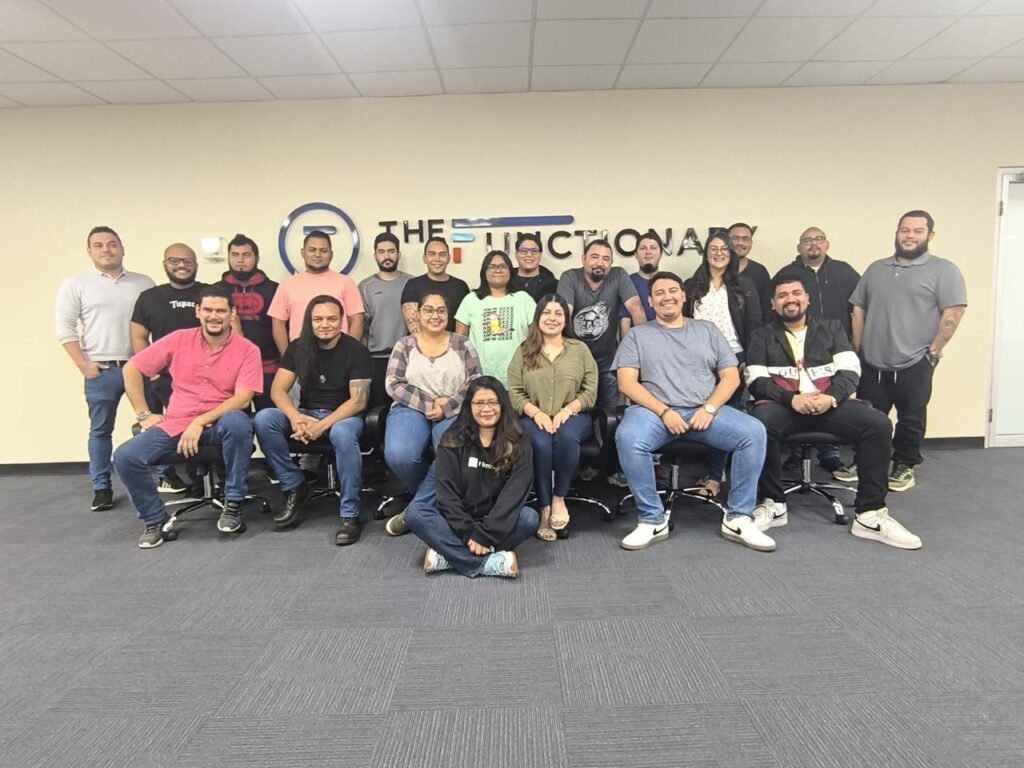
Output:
top-left (95, 360), bottom-right (129, 367)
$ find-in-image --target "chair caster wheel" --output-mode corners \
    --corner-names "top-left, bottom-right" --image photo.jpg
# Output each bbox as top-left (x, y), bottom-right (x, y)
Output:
top-left (556, 527), bottom-right (570, 540)
top-left (260, 503), bottom-right (271, 514)
top-left (373, 508), bottom-right (386, 521)
top-left (237, 522), bottom-right (247, 533)
top-left (164, 530), bottom-right (179, 541)
top-left (835, 514), bottom-right (850, 525)
top-left (668, 520), bottom-right (676, 532)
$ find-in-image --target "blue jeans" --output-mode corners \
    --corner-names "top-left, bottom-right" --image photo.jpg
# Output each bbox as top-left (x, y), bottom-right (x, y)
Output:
top-left (384, 405), bottom-right (455, 494)
top-left (405, 467), bottom-right (539, 577)
top-left (520, 413), bottom-right (592, 508)
top-left (596, 367), bottom-right (620, 410)
top-left (615, 404), bottom-right (766, 524)
top-left (84, 365), bottom-right (125, 491)
top-left (112, 410), bottom-right (253, 525)
top-left (253, 408), bottom-right (364, 518)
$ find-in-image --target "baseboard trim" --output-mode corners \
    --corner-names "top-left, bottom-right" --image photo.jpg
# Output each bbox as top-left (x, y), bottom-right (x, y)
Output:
top-left (923, 436), bottom-right (985, 449)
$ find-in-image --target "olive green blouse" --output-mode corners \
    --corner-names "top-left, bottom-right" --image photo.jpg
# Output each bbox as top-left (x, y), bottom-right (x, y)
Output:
top-left (506, 338), bottom-right (599, 416)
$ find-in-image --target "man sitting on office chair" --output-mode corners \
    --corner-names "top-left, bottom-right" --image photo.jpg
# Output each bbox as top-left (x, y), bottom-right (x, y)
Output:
top-left (745, 274), bottom-right (921, 549)
top-left (253, 295), bottom-right (372, 546)
top-left (113, 285), bottom-right (263, 549)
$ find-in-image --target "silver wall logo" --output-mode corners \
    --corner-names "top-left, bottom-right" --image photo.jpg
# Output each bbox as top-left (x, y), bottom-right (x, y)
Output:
top-left (278, 202), bottom-right (361, 275)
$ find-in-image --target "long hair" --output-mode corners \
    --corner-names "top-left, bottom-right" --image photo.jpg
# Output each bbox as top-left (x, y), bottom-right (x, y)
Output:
top-left (520, 293), bottom-right (574, 371)
top-left (292, 294), bottom-right (344, 386)
top-left (474, 250), bottom-right (514, 299)
top-left (440, 376), bottom-right (524, 476)
top-left (688, 232), bottom-right (747, 312)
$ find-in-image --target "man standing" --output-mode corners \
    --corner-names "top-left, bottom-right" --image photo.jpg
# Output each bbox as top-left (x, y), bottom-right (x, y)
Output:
top-left (215, 233), bottom-right (279, 411)
top-left (56, 226), bottom-right (154, 511)
top-left (400, 237), bottom-right (470, 333)
top-left (508, 234), bottom-right (558, 302)
top-left (619, 229), bottom-right (662, 330)
top-left (613, 272), bottom-right (772, 553)
top-left (728, 222), bottom-right (771, 316)
top-left (358, 233), bottom-right (412, 403)
top-left (268, 230), bottom-right (364, 354)
top-left (773, 227), bottom-right (861, 480)
top-left (746, 274), bottom-right (921, 549)
top-left (113, 285), bottom-right (263, 549)
top-left (130, 242), bottom-right (205, 494)
top-left (850, 210), bottom-right (967, 492)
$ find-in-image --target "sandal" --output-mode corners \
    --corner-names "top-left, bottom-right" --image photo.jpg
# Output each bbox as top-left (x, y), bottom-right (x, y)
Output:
top-left (536, 525), bottom-right (557, 542)
top-left (693, 476), bottom-right (721, 499)
top-left (549, 506), bottom-right (570, 531)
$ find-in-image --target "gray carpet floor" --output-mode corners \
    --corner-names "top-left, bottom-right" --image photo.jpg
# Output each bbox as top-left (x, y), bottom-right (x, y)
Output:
top-left (1, 446), bottom-right (1023, 768)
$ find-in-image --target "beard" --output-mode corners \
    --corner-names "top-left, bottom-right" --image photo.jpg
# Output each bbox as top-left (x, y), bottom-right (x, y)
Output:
top-left (639, 262), bottom-right (658, 275)
top-left (230, 267), bottom-right (257, 281)
top-left (588, 269), bottom-right (607, 283)
top-left (378, 260), bottom-right (397, 273)
top-left (894, 237), bottom-right (928, 260)
top-left (166, 272), bottom-right (196, 287)
top-left (781, 305), bottom-right (807, 322)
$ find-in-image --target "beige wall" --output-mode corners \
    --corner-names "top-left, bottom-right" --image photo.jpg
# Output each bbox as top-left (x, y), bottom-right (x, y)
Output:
top-left (2, 83), bottom-right (1018, 464)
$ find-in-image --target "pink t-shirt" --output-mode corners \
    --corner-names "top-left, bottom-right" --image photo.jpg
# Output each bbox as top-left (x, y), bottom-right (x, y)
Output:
top-left (132, 328), bottom-right (263, 437)
top-left (267, 271), bottom-right (365, 341)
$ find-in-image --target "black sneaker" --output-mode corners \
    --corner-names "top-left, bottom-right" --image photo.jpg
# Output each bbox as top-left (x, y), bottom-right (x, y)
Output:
top-left (217, 500), bottom-right (245, 533)
top-left (91, 489), bottom-right (114, 511)
top-left (334, 517), bottom-right (361, 546)
top-left (138, 518), bottom-right (166, 549)
top-left (157, 472), bottom-right (188, 494)
top-left (274, 483), bottom-right (310, 528)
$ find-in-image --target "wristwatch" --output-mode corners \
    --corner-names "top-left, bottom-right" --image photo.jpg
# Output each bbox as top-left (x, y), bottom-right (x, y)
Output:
top-left (136, 409), bottom-right (152, 422)
top-left (703, 403), bottom-right (718, 416)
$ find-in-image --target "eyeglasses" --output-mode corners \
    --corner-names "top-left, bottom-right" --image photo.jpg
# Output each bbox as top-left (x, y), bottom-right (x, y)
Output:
top-left (419, 306), bottom-right (448, 317)
top-left (800, 235), bottom-right (827, 245)
top-left (471, 399), bottom-right (500, 409)
top-left (166, 258), bottom-right (197, 267)
top-left (516, 247), bottom-right (541, 255)
top-left (707, 247), bottom-right (730, 255)
top-left (486, 264), bottom-right (509, 272)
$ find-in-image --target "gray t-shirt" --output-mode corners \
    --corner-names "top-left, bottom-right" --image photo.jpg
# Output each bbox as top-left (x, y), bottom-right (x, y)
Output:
top-left (557, 266), bottom-right (638, 369)
top-left (612, 320), bottom-right (738, 409)
top-left (359, 271), bottom-right (412, 355)
top-left (850, 252), bottom-right (967, 370)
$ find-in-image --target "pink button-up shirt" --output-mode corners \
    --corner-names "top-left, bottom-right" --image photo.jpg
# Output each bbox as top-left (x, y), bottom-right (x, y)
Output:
top-left (132, 328), bottom-right (263, 437)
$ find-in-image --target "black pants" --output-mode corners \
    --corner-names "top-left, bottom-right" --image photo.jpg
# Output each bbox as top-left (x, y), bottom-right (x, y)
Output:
top-left (857, 357), bottom-right (934, 467)
top-left (752, 399), bottom-right (892, 514)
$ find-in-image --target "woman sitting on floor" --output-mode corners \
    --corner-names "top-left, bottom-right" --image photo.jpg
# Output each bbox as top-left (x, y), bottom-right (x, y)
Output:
top-left (507, 293), bottom-right (598, 541)
top-left (404, 376), bottom-right (539, 579)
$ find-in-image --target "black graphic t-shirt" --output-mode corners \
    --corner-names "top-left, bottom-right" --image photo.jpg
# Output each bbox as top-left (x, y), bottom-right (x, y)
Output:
top-left (131, 283), bottom-right (206, 341)
top-left (556, 267), bottom-right (637, 369)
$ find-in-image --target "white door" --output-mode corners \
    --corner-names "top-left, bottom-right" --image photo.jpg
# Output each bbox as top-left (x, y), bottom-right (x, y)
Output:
top-left (988, 170), bottom-right (1024, 447)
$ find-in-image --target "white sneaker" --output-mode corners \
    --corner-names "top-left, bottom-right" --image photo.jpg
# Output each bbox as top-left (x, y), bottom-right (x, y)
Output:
top-left (721, 514), bottom-right (776, 552)
top-left (620, 520), bottom-right (670, 551)
top-left (423, 547), bottom-right (453, 574)
top-left (753, 500), bottom-right (788, 531)
top-left (851, 508), bottom-right (922, 550)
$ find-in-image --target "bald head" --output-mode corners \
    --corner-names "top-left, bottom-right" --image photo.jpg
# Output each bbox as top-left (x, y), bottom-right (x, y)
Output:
top-left (796, 227), bottom-right (829, 267)
top-left (163, 242), bottom-right (199, 287)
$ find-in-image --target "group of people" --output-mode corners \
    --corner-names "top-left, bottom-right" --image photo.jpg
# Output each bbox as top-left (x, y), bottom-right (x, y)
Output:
top-left (56, 210), bottom-right (967, 577)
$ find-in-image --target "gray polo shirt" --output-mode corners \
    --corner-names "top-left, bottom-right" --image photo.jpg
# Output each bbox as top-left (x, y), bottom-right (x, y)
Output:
top-left (850, 252), bottom-right (967, 370)
top-left (55, 268), bottom-right (155, 361)
top-left (358, 271), bottom-right (412, 355)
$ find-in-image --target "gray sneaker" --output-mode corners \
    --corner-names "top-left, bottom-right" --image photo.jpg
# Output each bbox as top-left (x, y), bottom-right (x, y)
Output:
top-left (832, 463), bottom-right (858, 483)
top-left (138, 518), bottom-right (167, 549)
top-left (888, 464), bottom-right (915, 492)
top-left (479, 551), bottom-right (519, 578)
top-left (385, 509), bottom-right (409, 536)
top-left (606, 471), bottom-right (629, 488)
top-left (577, 466), bottom-right (599, 482)
top-left (216, 501), bottom-right (245, 533)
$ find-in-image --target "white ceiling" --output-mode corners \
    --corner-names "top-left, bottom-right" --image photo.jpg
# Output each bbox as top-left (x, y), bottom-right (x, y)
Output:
top-left (1, 0), bottom-right (1023, 108)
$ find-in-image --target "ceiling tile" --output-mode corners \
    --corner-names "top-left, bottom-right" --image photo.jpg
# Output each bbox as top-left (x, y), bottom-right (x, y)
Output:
top-left (647, 0), bottom-right (760, 17)
top-left (0, 0), bottom-right (89, 42)
top-left (784, 60), bottom-right (888, 86)
top-left (77, 79), bottom-right (190, 104)
top-left (1000, 36), bottom-right (1024, 56)
top-left (951, 56), bottom-right (1024, 81)
top-left (868, 57), bottom-right (978, 83)
top-left (292, 0), bottom-right (421, 31)
top-left (628, 18), bottom-right (745, 64)
top-left (530, 64), bottom-right (619, 90)
top-left (758, 0), bottom-right (872, 15)
top-left (441, 66), bottom-right (528, 93)
top-left (616, 63), bottom-right (710, 88)
top-left (537, 0), bottom-right (648, 19)
top-left (42, 0), bottom-right (198, 40)
top-left (258, 74), bottom-right (358, 99)
top-left (348, 70), bottom-right (443, 96)
top-left (866, 0), bottom-right (984, 15)
top-left (320, 28), bottom-right (435, 72)
top-left (975, 0), bottom-right (1024, 13)
top-left (420, 0), bottom-right (531, 25)
top-left (170, 0), bottom-right (309, 36)
top-left (701, 61), bottom-right (801, 87)
top-left (3, 42), bottom-right (150, 80)
top-left (722, 17), bottom-right (853, 62)
top-left (814, 16), bottom-right (955, 61)
top-left (109, 38), bottom-right (246, 78)
top-left (908, 16), bottom-right (1024, 58)
top-left (0, 48), bottom-right (58, 81)
top-left (0, 82), bottom-right (103, 106)
top-left (164, 77), bottom-right (272, 101)
top-left (214, 34), bottom-right (338, 77)
top-left (533, 19), bottom-right (639, 65)
top-left (430, 22), bottom-right (530, 69)
top-left (0, 94), bottom-right (20, 107)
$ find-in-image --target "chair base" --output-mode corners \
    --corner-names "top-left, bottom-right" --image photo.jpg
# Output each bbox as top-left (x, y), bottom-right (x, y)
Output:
top-left (162, 472), bottom-right (270, 540)
top-left (783, 455), bottom-right (855, 525)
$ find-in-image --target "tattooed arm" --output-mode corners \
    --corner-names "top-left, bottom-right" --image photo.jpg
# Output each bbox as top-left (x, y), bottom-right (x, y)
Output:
top-left (929, 306), bottom-right (966, 356)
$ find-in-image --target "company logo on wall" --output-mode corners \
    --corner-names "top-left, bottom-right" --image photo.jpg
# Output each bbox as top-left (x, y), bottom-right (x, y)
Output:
top-left (279, 201), bottom-right (714, 274)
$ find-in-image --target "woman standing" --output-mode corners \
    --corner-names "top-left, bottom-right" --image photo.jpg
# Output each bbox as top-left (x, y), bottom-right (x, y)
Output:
top-left (454, 250), bottom-right (535, 385)
top-left (683, 232), bottom-right (762, 497)
top-left (404, 377), bottom-right (539, 578)
top-left (507, 295), bottom-right (598, 540)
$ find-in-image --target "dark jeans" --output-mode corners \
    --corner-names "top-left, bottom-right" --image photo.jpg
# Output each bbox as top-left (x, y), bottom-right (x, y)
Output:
top-left (520, 413), bottom-right (592, 507)
top-left (596, 367), bottom-right (620, 410)
top-left (404, 466), bottom-right (539, 577)
top-left (112, 410), bottom-right (253, 524)
top-left (857, 356), bottom-right (934, 467)
top-left (752, 399), bottom-right (892, 514)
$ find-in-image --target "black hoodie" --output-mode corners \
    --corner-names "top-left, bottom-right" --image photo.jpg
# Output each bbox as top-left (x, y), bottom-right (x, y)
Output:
top-left (217, 269), bottom-right (279, 367)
